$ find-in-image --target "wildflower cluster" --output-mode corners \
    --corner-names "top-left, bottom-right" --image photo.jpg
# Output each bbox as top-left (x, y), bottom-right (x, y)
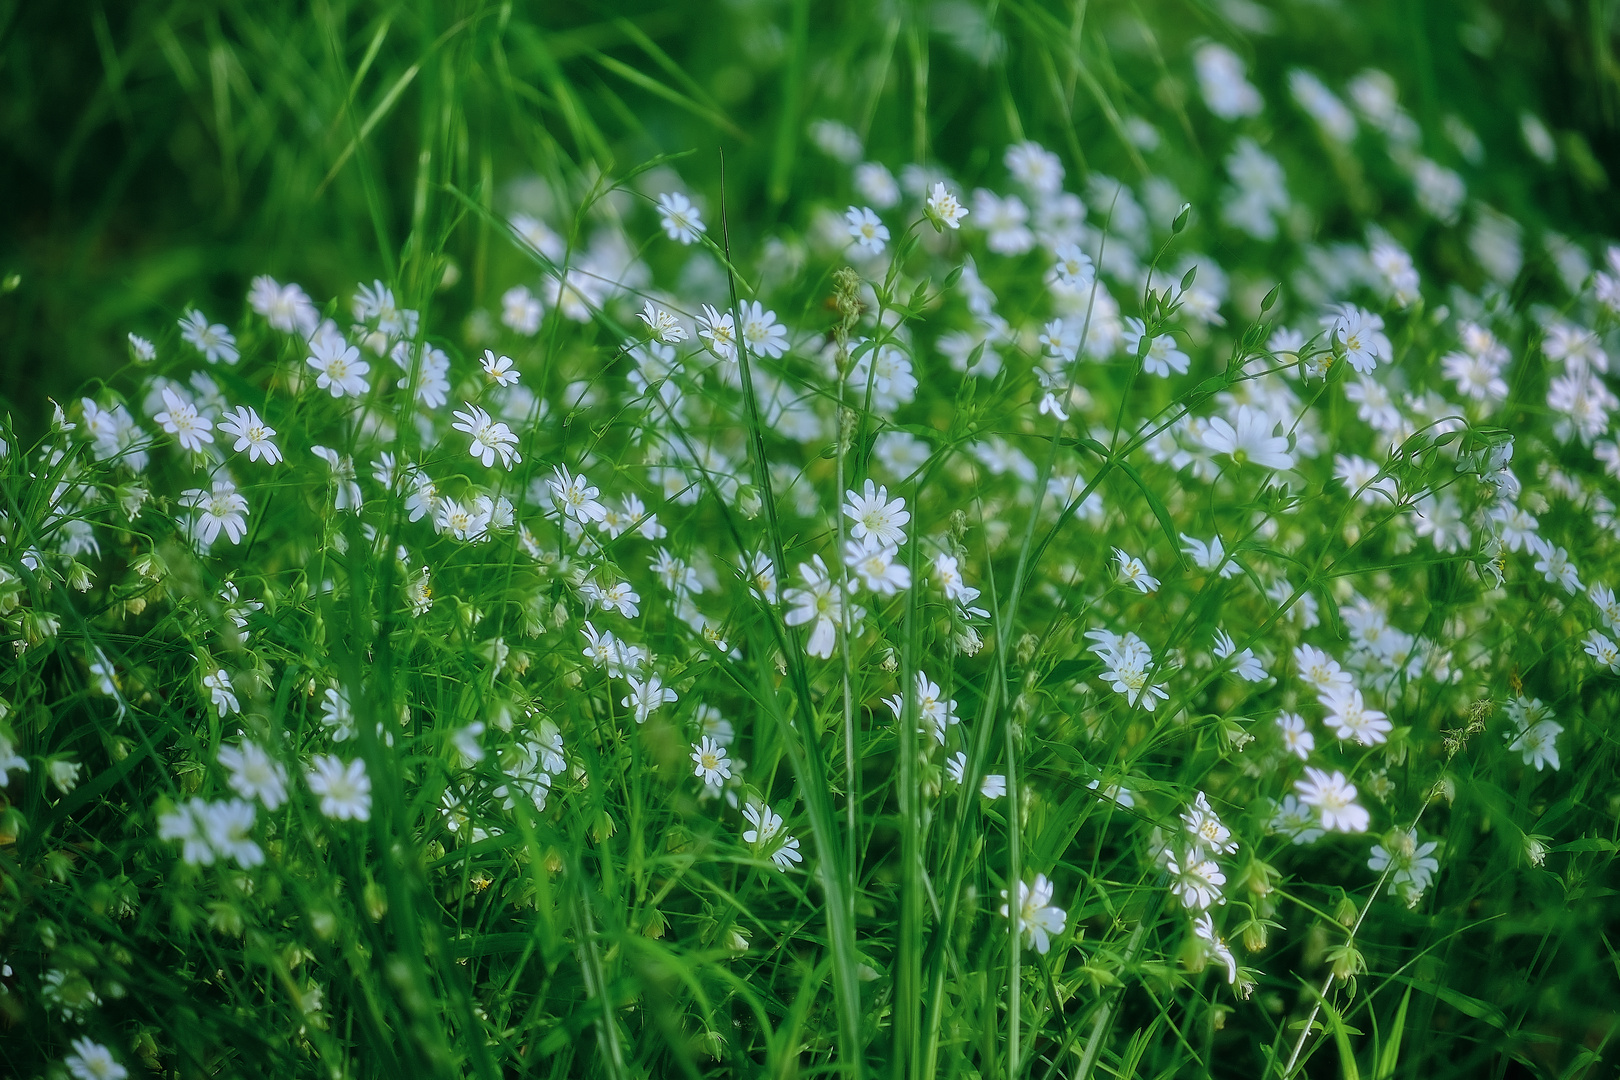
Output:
top-left (3, 18), bottom-right (1619, 1080)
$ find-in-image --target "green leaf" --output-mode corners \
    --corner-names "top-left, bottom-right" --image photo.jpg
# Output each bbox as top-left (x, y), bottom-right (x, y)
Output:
top-left (1374, 987), bottom-right (1412, 1079)
top-left (1113, 457), bottom-right (1181, 555)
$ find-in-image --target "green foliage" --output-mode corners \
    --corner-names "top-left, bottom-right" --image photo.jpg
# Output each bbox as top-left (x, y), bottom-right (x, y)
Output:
top-left (1, 2), bottom-right (1620, 1080)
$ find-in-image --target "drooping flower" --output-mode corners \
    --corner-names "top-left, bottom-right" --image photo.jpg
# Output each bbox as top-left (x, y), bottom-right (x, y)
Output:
top-left (451, 403), bottom-right (521, 469)
top-left (999, 874), bottom-right (1068, 954)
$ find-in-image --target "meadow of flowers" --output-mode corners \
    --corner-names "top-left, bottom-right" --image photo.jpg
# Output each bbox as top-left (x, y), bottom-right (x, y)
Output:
top-left (3, 2), bottom-right (1619, 1078)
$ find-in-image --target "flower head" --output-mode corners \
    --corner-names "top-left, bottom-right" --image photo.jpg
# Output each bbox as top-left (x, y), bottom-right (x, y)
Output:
top-left (657, 191), bottom-right (706, 244)
top-left (452, 403), bottom-right (521, 469)
top-left (926, 182), bottom-right (968, 230)
top-left (690, 737), bottom-right (732, 786)
top-left (307, 327), bottom-right (370, 398)
top-left (306, 755), bottom-right (371, 821)
top-left (218, 406), bottom-right (282, 464)
top-left (1294, 767), bottom-right (1369, 833)
top-left (999, 874), bottom-right (1067, 954)
top-left (846, 206), bottom-right (890, 253)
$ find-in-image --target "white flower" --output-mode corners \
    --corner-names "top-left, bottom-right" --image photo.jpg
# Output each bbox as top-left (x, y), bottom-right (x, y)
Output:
top-left (199, 798), bottom-right (263, 868)
top-left (451, 403), bottom-right (521, 469)
top-left (1582, 630), bottom-right (1620, 674)
top-left (248, 276), bottom-right (319, 335)
top-left (182, 480), bottom-right (249, 546)
top-left (783, 556), bottom-right (848, 660)
top-left (1535, 546), bottom-right (1583, 594)
top-left (1180, 533), bottom-right (1236, 578)
top-left (1123, 318), bottom-right (1190, 377)
top-left (593, 580), bottom-right (641, 618)
top-left (637, 302), bottom-right (687, 344)
top-left (846, 206), bottom-right (889, 253)
top-left (1090, 628), bottom-right (1169, 711)
top-left (318, 686), bottom-right (355, 741)
top-left (1195, 43), bottom-right (1262, 120)
top-left (392, 341), bottom-right (451, 406)
top-left (1202, 405), bottom-right (1293, 471)
top-left (1212, 630), bottom-right (1267, 682)
top-left (1192, 912), bottom-right (1239, 984)
top-left (1182, 792), bottom-right (1239, 857)
top-left (925, 181), bottom-right (968, 229)
top-left (1006, 141), bottom-right (1064, 195)
top-left (854, 161), bottom-right (901, 207)
top-left (306, 755), bottom-right (371, 821)
top-left (843, 479), bottom-right (910, 546)
top-left (218, 740), bottom-right (288, 810)
top-left (1320, 686), bottom-right (1392, 745)
top-left (1588, 583), bottom-right (1620, 632)
top-left (743, 800), bottom-right (803, 870)
top-left (739, 301), bottom-right (789, 358)
top-left (0, 735), bottom-right (30, 787)
top-left (1052, 242), bottom-right (1095, 289)
top-left (306, 328), bottom-right (370, 398)
top-left (217, 406), bottom-right (282, 464)
top-left (1276, 712), bottom-right (1314, 760)
top-left (1325, 305), bottom-right (1391, 374)
top-left (885, 671), bottom-right (959, 744)
top-left (311, 446), bottom-right (363, 512)
top-left (621, 674), bottom-right (677, 723)
top-left (49, 759), bottom-right (81, 794)
top-left (353, 280), bottom-right (416, 338)
top-left (580, 622), bottom-right (631, 676)
top-left (158, 800), bottom-right (212, 865)
top-left (999, 874), bottom-right (1067, 954)
top-left (1167, 851), bottom-right (1227, 910)
top-left (844, 535), bottom-right (911, 595)
top-left (690, 737), bottom-right (732, 786)
top-left (65, 1037), bottom-right (128, 1080)
top-left (1040, 318), bottom-right (1082, 363)
top-left (548, 465), bottom-right (607, 523)
top-left (1294, 767), bottom-right (1369, 833)
top-left (973, 189), bottom-right (1034, 255)
top-left (696, 304), bottom-right (737, 361)
top-left (480, 350), bottom-right (520, 386)
top-left (1271, 793), bottom-right (1326, 844)
top-left (657, 191), bottom-right (706, 244)
top-left (154, 387), bottom-right (214, 452)
top-left (502, 285), bottom-right (542, 334)
top-left (179, 309), bottom-right (239, 364)
top-left (1507, 719), bottom-right (1562, 771)
top-left (202, 669), bottom-right (239, 717)
top-left (1289, 70), bottom-right (1357, 142)
top-left (129, 333), bottom-right (156, 362)
top-left (1113, 548), bottom-right (1159, 593)
top-left (1369, 829), bottom-right (1441, 899)
top-left (1294, 644), bottom-right (1353, 695)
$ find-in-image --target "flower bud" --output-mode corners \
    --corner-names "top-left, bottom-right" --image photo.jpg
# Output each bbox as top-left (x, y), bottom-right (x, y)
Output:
top-left (1334, 896), bottom-right (1359, 928)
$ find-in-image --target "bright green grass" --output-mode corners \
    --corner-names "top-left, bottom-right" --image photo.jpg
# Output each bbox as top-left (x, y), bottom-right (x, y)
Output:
top-left (2, 3), bottom-right (1620, 1080)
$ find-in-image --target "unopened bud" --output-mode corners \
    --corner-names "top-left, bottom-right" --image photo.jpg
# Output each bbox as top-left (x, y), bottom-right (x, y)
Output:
top-left (1334, 896), bottom-right (1359, 928)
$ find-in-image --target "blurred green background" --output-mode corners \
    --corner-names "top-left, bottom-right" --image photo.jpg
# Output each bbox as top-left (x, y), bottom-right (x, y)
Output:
top-left (2, 0), bottom-right (1617, 439)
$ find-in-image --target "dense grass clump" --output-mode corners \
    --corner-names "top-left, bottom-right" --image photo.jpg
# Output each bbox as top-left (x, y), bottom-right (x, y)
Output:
top-left (3, 3), bottom-right (1620, 1079)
